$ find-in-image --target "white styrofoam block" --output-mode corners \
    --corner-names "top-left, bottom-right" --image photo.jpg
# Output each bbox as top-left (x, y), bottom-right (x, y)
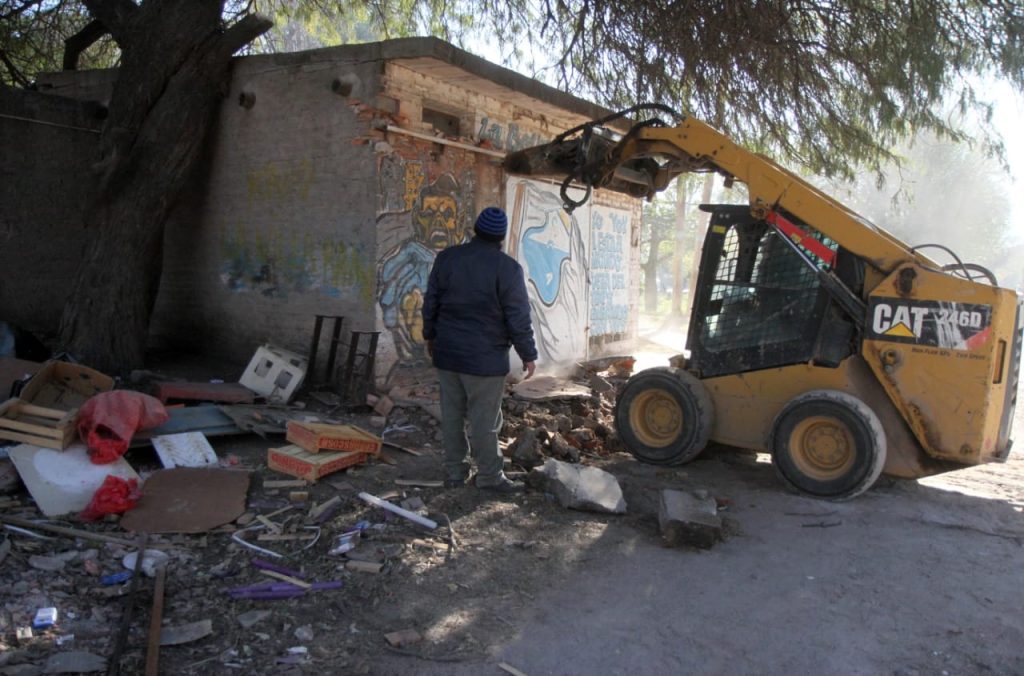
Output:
top-left (239, 344), bottom-right (308, 402)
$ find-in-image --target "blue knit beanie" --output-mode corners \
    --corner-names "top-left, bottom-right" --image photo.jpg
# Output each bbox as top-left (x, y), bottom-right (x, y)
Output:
top-left (475, 207), bottom-right (508, 238)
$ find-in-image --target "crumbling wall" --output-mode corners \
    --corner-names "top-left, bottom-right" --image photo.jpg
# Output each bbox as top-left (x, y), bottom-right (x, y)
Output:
top-left (148, 52), bottom-right (385, 371)
top-left (375, 62), bottom-right (643, 385)
top-left (0, 88), bottom-right (102, 338)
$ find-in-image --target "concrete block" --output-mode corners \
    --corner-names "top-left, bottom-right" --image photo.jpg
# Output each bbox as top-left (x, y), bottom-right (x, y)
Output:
top-left (509, 428), bottom-right (544, 469)
top-left (658, 489), bottom-right (722, 549)
top-left (529, 458), bottom-right (626, 514)
top-left (239, 344), bottom-right (308, 403)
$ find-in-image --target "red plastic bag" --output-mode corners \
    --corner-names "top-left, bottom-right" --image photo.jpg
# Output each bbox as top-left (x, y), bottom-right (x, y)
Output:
top-left (77, 391), bottom-right (169, 464)
top-left (79, 475), bottom-right (140, 521)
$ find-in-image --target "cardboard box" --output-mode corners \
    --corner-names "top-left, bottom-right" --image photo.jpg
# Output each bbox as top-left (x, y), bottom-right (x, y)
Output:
top-left (19, 361), bottom-right (114, 412)
top-left (267, 444), bottom-right (368, 482)
top-left (0, 361), bottom-right (115, 449)
top-left (286, 421), bottom-right (382, 455)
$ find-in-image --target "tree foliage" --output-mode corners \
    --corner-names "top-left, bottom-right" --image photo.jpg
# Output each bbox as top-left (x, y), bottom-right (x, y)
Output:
top-left (287, 0), bottom-right (1024, 181)
top-left (5, 0), bottom-right (1022, 179)
top-left (826, 131), bottom-right (1017, 285)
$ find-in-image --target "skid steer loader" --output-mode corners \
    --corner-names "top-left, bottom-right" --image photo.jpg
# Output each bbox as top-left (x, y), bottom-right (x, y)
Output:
top-left (504, 104), bottom-right (1022, 499)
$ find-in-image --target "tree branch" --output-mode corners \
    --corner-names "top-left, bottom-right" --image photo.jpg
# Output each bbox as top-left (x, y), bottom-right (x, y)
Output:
top-left (63, 19), bottom-right (108, 71)
top-left (81, 0), bottom-right (138, 46)
top-left (0, 47), bottom-right (32, 88)
top-left (218, 12), bottom-right (274, 57)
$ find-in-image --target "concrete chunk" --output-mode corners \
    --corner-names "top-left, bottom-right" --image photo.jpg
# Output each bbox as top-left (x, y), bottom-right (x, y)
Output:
top-left (529, 459), bottom-right (626, 514)
top-left (658, 489), bottom-right (722, 549)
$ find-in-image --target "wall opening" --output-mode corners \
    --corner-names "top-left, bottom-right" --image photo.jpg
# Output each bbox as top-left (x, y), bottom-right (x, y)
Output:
top-left (422, 107), bottom-right (460, 136)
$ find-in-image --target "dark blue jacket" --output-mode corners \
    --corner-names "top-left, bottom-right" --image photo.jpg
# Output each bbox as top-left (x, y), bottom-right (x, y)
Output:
top-left (422, 237), bottom-right (538, 376)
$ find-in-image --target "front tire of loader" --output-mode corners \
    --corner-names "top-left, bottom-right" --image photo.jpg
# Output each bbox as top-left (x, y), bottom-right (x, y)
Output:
top-left (770, 390), bottom-right (887, 500)
top-left (614, 367), bottom-right (714, 466)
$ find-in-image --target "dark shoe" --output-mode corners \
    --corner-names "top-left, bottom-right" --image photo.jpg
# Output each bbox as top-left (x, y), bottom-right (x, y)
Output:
top-left (476, 476), bottom-right (525, 494)
top-left (443, 478), bottom-right (466, 489)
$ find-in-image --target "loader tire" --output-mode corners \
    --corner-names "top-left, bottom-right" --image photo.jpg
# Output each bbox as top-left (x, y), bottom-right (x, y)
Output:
top-left (770, 390), bottom-right (886, 500)
top-left (614, 367), bottom-right (713, 466)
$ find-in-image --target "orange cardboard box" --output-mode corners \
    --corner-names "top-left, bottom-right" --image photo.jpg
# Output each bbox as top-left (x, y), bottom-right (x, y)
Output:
top-left (267, 444), bottom-right (368, 482)
top-left (286, 421), bottom-right (382, 455)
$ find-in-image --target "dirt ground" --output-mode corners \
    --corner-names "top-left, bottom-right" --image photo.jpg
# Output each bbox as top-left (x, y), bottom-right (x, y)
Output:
top-left (1, 349), bottom-right (1023, 675)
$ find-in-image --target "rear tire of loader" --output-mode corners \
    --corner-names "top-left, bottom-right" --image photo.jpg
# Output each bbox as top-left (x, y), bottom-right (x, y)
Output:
top-left (770, 390), bottom-right (887, 500)
top-left (614, 367), bottom-right (713, 466)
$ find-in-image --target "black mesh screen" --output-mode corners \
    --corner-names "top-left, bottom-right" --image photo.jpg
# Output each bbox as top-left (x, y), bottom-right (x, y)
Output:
top-left (702, 229), bottom-right (826, 352)
top-left (688, 206), bottom-right (844, 377)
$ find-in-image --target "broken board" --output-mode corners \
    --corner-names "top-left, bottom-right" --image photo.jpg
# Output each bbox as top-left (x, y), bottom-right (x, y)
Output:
top-left (7, 443), bottom-right (140, 517)
top-left (120, 467), bottom-right (249, 534)
top-left (151, 432), bottom-right (218, 468)
top-left (511, 375), bottom-right (592, 401)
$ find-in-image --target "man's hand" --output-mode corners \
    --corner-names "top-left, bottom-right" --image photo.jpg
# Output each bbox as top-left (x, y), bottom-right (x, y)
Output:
top-left (426, 340), bottom-right (434, 359)
top-left (523, 360), bottom-right (536, 380)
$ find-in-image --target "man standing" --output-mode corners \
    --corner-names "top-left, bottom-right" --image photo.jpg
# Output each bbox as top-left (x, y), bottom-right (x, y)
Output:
top-left (422, 206), bottom-right (538, 492)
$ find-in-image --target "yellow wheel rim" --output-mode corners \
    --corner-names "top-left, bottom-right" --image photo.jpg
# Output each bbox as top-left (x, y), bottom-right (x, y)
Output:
top-left (629, 388), bottom-right (683, 448)
top-left (788, 415), bottom-right (855, 480)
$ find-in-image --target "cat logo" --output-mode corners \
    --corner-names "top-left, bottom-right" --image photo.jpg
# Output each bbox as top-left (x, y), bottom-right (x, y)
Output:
top-left (867, 298), bottom-right (991, 351)
top-left (871, 304), bottom-right (929, 338)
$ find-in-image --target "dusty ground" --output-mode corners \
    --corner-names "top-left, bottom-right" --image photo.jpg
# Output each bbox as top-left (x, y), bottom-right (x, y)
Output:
top-left (1, 343), bottom-right (1023, 675)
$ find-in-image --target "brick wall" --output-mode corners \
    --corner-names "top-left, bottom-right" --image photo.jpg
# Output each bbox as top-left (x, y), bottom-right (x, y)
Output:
top-left (148, 53), bottom-right (384, 376)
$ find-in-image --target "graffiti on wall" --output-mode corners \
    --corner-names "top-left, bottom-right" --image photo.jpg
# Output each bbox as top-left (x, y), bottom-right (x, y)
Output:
top-left (589, 205), bottom-right (631, 336)
top-left (220, 160), bottom-right (373, 302)
top-left (220, 225), bottom-right (373, 303)
top-left (378, 173), bottom-right (469, 362)
top-left (506, 178), bottom-right (590, 368)
top-left (476, 116), bottom-right (545, 153)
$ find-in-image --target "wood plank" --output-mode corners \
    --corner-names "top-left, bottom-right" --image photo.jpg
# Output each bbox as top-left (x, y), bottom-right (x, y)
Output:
top-left (263, 479), bottom-right (307, 488)
top-left (0, 428), bottom-right (65, 449)
top-left (258, 569), bottom-right (311, 589)
top-left (255, 515), bottom-right (281, 534)
top-left (346, 560), bottom-right (383, 574)
top-left (18, 403), bottom-right (70, 419)
top-left (395, 479), bottom-right (443, 488)
top-left (256, 533), bottom-right (313, 542)
top-left (0, 418), bottom-right (63, 437)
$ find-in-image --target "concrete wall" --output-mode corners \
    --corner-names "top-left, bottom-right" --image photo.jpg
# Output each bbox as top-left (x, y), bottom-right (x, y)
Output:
top-left (148, 51), bottom-right (384, 377)
top-left (0, 88), bottom-right (102, 337)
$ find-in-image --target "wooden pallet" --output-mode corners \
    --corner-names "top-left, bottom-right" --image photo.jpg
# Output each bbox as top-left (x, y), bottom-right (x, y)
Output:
top-left (0, 398), bottom-right (77, 449)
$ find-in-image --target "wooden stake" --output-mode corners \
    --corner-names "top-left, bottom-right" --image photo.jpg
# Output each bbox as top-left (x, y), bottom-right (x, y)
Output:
top-left (107, 533), bottom-right (149, 676)
top-left (145, 564), bottom-right (167, 676)
top-left (0, 515), bottom-right (160, 548)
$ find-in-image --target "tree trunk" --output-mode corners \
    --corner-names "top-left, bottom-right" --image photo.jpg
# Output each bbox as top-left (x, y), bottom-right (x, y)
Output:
top-left (686, 174), bottom-right (715, 313)
top-left (671, 178), bottom-right (687, 316)
top-left (58, 0), bottom-right (270, 374)
top-left (642, 226), bottom-right (665, 313)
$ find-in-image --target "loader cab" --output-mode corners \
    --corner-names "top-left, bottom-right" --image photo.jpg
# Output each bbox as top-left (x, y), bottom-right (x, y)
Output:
top-left (686, 205), bottom-right (861, 378)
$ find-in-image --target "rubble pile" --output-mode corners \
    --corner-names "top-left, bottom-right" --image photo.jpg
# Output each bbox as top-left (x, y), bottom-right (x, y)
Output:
top-left (0, 349), bottom-right (729, 673)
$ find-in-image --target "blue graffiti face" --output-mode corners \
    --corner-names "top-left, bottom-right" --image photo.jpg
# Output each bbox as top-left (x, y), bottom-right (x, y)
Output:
top-left (521, 211), bottom-right (572, 306)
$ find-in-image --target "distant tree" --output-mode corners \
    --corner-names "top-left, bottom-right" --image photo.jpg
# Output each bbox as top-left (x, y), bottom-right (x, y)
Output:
top-left (639, 191), bottom-right (676, 313)
top-left (827, 132), bottom-right (1015, 285)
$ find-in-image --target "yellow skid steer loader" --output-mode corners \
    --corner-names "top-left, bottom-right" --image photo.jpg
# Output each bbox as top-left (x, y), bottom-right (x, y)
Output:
top-left (505, 104), bottom-right (1021, 499)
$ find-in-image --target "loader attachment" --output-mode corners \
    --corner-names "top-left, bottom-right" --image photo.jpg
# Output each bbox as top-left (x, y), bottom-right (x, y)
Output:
top-left (503, 104), bottom-right (710, 211)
